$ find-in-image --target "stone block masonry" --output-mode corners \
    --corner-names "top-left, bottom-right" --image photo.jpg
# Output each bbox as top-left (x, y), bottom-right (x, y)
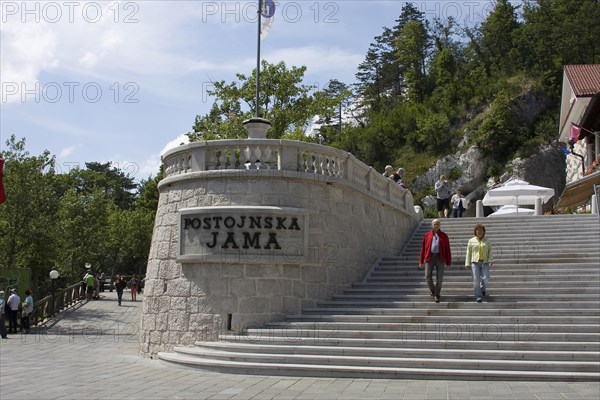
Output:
top-left (141, 141), bottom-right (420, 357)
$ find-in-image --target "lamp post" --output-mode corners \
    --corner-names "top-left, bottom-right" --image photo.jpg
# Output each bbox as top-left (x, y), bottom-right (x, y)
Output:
top-left (49, 270), bottom-right (59, 316)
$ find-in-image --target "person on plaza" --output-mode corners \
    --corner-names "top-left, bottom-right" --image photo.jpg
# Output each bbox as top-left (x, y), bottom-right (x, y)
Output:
top-left (0, 291), bottom-right (7, 339)
top-left (465, 224), bottom-right (494, 302)
top-left (99, 271), bottom-right (105, 292)
top-left (114, 275), bottom-right (127, 306)
top-left (84, 272), bottom-right (95, 301)
top-left (419, 219), bottom-right (452, 303)
top-left (129, 274), bottom-right (138, 302)
top-left (93, 273), bottom-right (100, 300)
top-left (435, 175), bottom-right (452, 218)
top-left (6, 288), bottom-right (21, 334)
top-left (451, 189), bottom-right (466, 218)
top-left (21, 289), bottom-right (33, 334)
top-left (382, 165), bottom-right (394, 178)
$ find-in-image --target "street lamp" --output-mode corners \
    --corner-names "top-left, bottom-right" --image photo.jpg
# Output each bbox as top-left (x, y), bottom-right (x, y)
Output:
top-left (49, 270), bottom-right (59, 316)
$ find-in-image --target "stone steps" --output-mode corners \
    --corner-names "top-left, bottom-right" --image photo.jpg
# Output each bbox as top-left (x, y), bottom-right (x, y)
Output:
top-left (158, 351), bottom-right (600, 380)
top-left (301, 306), bottom-right (600, 315)
top-left (213, 335), bottom-right (600, 352)
top-left (254, 322), bottom-right (600, 334)
top-left (158, 215), bottom-right (600, 380)
top-left (282, 314), bottom-right (598, 324)
top-left (168, 346), bottom-right (599, 373)
top-left (194, 342), bottom-right (600, 362)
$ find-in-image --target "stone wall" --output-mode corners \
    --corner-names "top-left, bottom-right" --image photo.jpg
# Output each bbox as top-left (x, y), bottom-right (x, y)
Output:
top-left (140, 168), bottom-right (420, 357)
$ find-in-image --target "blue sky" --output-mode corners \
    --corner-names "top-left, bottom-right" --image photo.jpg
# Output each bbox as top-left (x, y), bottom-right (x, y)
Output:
top-left (1, 0), bottom-right (496, 181)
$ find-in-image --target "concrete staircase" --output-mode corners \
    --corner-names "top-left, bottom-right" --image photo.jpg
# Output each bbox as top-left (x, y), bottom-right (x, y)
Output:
top-left (158, 214), bottom-right (600, 380)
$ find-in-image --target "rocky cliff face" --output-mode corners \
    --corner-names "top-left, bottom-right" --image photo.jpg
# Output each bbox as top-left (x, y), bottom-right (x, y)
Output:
top-left (413, 144), bottom-right (566, 215)
top-left (412, 85), bottom-right (565, 215)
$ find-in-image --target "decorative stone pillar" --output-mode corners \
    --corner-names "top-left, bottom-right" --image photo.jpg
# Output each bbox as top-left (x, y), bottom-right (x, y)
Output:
top-left (534, 197), bottom-right (543, 215)
top-left (476, 200), bottom-right (484, 218)
top-left (243, 118), bottom-right (272, 139)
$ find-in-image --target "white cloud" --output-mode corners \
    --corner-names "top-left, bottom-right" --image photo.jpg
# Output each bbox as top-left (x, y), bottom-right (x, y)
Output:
top-left (265, 46), bottom-right (363, 82)
top-left (59, 146), bottom-right (77, 158)
top-left (161, 134), bottom-right (190, 156)
top-left (130, 134), bottom-right (191, 180)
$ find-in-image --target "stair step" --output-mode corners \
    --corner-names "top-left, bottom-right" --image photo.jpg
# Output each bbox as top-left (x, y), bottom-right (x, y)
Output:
top-left (158, 351), bottom-right (600, 381)
top-left (260, 321), bottom-right (600, 334)
top-left (215, 335), bottom-right (600, 352)
top-left (284, 314), bottom-right (599, 324)
top-left (197, 342), bottom-right (600, 362)
top-left (313, 300), bottom-right (600, 309)
top-left (303, 307), bottom-right (600, 315)
top-left (170, 346), bottom-right (600, 373)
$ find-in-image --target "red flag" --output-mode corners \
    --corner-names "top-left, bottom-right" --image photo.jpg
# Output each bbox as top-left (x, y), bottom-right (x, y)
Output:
top-left (0, 157), bottom-right (5, 205)
top-left (569, 122), bottom-right (582, 143)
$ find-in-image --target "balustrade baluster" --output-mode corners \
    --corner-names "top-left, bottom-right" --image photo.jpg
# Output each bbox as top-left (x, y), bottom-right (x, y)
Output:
top-left (254, 146), bottom-right (262, 169)
top-left (216, 149), bottom-right (225, 170)
top-left (328, 157), bottom-right (335, 176)
top-left (224, 148), bottom-right (233, 169)
top-left (263, 146), bottom-right (272, 169)
top-left (207, 149), bottom-right (218, 170)
top-left (243, 146), bottom-right (252, 169)
top-left (303, 152), bottom-right (311, 173)
top-left (318, 155), bottom-right (325, 175)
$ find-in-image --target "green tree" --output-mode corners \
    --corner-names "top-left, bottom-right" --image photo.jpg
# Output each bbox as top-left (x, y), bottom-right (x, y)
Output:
top-left (396, 19), bottom-right (431, 102)
top-left (75, 162), bottom-right (137, 210)
top-left (480, 0), bottom-right (521, 75)
top-left (190, 61), bottom-right (322, 140)
top-left (314, 79), bottom-right (352, 145)
top-left (409, 113), bottom-right (453, 154)
top-left (0, 135), bottom-right (60, 290)
top-left (519, 0), bottom-right (600, 89)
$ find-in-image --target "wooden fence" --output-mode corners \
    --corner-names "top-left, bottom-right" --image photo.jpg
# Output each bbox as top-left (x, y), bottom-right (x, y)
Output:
top-left (2, 282), bottom-right (86, 333)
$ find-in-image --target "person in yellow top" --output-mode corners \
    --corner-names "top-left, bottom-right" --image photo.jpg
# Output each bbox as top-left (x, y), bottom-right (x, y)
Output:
top-left (465, 224), bottom-right (493, 302)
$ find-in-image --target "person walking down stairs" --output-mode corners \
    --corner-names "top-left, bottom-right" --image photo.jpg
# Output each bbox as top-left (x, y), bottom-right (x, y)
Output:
top-left (418, 219), bottom-right (452, 303)
top-left (465, 224), bottom-right (494, 303)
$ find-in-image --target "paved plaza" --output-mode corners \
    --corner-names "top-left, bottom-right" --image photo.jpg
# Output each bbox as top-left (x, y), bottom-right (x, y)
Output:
top-left (1, 291), bottom-right (598, 400)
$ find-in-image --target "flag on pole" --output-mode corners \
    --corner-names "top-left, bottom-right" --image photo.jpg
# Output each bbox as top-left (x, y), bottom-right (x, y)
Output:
top-left (260, 0), bottom-right (276, 40)
top-left (569, 122), bottom-right (582, 143)
top-left (0, 157), bottom-right (6, 205)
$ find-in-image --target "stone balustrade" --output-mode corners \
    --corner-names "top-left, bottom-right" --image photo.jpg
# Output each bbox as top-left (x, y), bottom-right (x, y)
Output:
top-left (162, 139), bottom-right (412, 213)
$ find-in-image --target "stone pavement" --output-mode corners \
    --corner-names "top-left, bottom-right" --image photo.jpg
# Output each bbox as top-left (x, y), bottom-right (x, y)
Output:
top-left (0, 291), bottom-right (598, 400)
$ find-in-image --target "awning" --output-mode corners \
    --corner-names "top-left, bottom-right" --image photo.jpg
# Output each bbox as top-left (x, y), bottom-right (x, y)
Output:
top-left (556, 170), bottom-right (600, 209)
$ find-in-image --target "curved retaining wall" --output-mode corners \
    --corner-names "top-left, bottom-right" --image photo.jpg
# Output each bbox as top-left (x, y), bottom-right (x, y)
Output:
top-left (140, 140), bottom-right (421, 357)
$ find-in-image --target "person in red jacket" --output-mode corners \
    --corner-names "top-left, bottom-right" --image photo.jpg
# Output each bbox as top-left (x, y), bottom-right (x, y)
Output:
top-left (419, 219), bottom-right (452, 303)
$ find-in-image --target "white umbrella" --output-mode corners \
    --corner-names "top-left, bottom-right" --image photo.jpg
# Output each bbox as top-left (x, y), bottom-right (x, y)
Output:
top-left (482, 179), bottom-right (555, 207)
top-left (488, 204), bottom-right (535, 217)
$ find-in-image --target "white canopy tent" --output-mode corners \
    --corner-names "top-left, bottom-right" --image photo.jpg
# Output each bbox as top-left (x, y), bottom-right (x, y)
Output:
top-left (482, 179), bottom-right (555, 207)
top-left (488, 204), bottom-right (535, 217)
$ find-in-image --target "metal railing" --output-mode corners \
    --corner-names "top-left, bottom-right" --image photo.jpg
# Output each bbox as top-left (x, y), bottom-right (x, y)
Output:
top-left (22, 282), bottom-right (86, 329)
